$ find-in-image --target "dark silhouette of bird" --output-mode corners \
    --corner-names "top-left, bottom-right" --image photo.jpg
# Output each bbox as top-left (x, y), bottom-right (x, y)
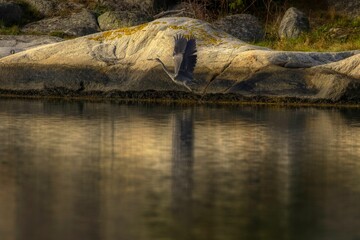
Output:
top-left (149, 34), bottom-right (197, 92)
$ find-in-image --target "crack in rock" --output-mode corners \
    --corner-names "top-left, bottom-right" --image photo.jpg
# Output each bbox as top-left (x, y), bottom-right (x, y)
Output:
top-left (201, 52), bottom-right (237, 95)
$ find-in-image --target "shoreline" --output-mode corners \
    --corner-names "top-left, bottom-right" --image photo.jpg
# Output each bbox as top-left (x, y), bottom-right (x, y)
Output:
top-left (1, 89), bottom-right (360, 108)
top-left (1, 18), bottom-right (359, 104)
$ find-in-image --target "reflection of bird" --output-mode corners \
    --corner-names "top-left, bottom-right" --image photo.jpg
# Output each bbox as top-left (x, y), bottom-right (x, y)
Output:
top-left (149, 34), bottom-right (197, 92)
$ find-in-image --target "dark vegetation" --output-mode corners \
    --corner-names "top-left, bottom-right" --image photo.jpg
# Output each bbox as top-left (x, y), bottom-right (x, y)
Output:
top-left (1, 0), bottom-right (359, 51)
top-left (0, 0), bottom-right (42, 34)
top-left (178, 0), bottom-right (360, 51)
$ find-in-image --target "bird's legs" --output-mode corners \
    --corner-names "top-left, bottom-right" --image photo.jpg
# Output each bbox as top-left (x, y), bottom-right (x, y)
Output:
top-left (182, 82), bottom-right (192, 92)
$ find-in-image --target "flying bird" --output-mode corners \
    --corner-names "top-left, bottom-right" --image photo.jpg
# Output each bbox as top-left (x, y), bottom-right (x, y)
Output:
top-left (149, 34), bottom-right (197, 92)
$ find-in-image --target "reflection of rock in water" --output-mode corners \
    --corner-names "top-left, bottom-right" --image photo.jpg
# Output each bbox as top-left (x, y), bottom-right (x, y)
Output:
top-left (14, 157), bottom-right (102, 240)
top-left (10, 100), bottom-right (103, 240)
top-left (171, 108), bottom-right (194, 239)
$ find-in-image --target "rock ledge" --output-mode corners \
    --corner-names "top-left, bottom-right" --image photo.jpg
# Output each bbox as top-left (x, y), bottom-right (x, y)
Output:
top-left (0, 17), bottom-right (359, 103)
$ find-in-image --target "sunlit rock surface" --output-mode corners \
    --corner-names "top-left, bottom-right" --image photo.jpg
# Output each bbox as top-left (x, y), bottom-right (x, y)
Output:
top-left (0, 17), bottom-right (359, 102)
top-left (0, 35), bottom-right (63, 58)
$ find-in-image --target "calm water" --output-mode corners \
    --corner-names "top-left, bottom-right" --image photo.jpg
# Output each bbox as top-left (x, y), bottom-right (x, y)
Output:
top-left (1, 99), bottom-right (360, 240)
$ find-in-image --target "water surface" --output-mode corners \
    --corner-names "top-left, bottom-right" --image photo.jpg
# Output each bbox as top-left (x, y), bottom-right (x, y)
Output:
top-left (1, 99), bottom-right (360, 240)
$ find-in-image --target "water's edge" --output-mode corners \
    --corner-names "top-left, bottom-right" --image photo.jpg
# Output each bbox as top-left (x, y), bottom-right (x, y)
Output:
top-left (1, 89), bottom-right (360, 107)
top-left (0, 88), bottom-right (360, 107)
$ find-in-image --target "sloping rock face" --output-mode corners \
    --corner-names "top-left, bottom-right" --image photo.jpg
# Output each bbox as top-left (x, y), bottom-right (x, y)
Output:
top-left (213, 14), bottom-right (265, 42)
top-left (22, 9), bottom-right (100, 37)
top-left (278, 7), bottom-right (310, 39)
top-left (0, 17), bottom-right (359, 102)
top-left (0, 35), bottom-right (63, 58)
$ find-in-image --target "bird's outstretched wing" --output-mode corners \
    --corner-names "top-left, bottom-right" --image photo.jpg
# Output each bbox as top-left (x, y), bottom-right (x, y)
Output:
top-left (179, 37), bottom-right (197, 79)
top-left (173, 34), bottom-right (188, 76)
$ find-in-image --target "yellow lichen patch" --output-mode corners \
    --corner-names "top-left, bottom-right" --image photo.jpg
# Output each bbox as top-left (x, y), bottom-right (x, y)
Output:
top-left (152, 21), bottom-right (166, 25)
top-left (214, 32), bottom-right (224, 39)
top-left (121, 23), bottom-right (148, 35)
top-left (88, 23), bottom-right (149, 41)
top-left (88, 30), bottom-right (116, 41)
top-left (231, 44), bottom-right (242, 49)
top-left (190, 27), bottom-right (223, 46)
top-left (89, 21), bottom-right (223, 46)
top-left (169, 25), bottom-right (187, 30)
top-left (168, 24), bottom-right (222, 46)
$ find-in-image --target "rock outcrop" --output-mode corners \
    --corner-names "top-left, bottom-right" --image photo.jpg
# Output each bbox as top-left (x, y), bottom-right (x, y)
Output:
top-left (213, 14), bottom-right (265, 43)
top-left (278, 7), bottom-right (310, 39)
top-left (0, 17), bottom-right (359, 102)
top-left (0, 35), bottom-right (63, 58)
top-left (20, 0), bottom-right (84, 17)
top-left (20, 0), bottom-right (56, 17)
top-left (22, 9), bottom-right (100, 37)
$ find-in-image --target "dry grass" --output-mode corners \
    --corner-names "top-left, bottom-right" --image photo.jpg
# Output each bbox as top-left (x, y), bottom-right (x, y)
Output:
top-left (258, 38), bottom-right (360, 52)
top-left (256, 11), bottom-right (360, 51)
top-left (1, 0), bottom-right (359, 52)
top-left (181, 0), bottom-right (360, 52)
top-left (0, 24), bottom-right (21, 35)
